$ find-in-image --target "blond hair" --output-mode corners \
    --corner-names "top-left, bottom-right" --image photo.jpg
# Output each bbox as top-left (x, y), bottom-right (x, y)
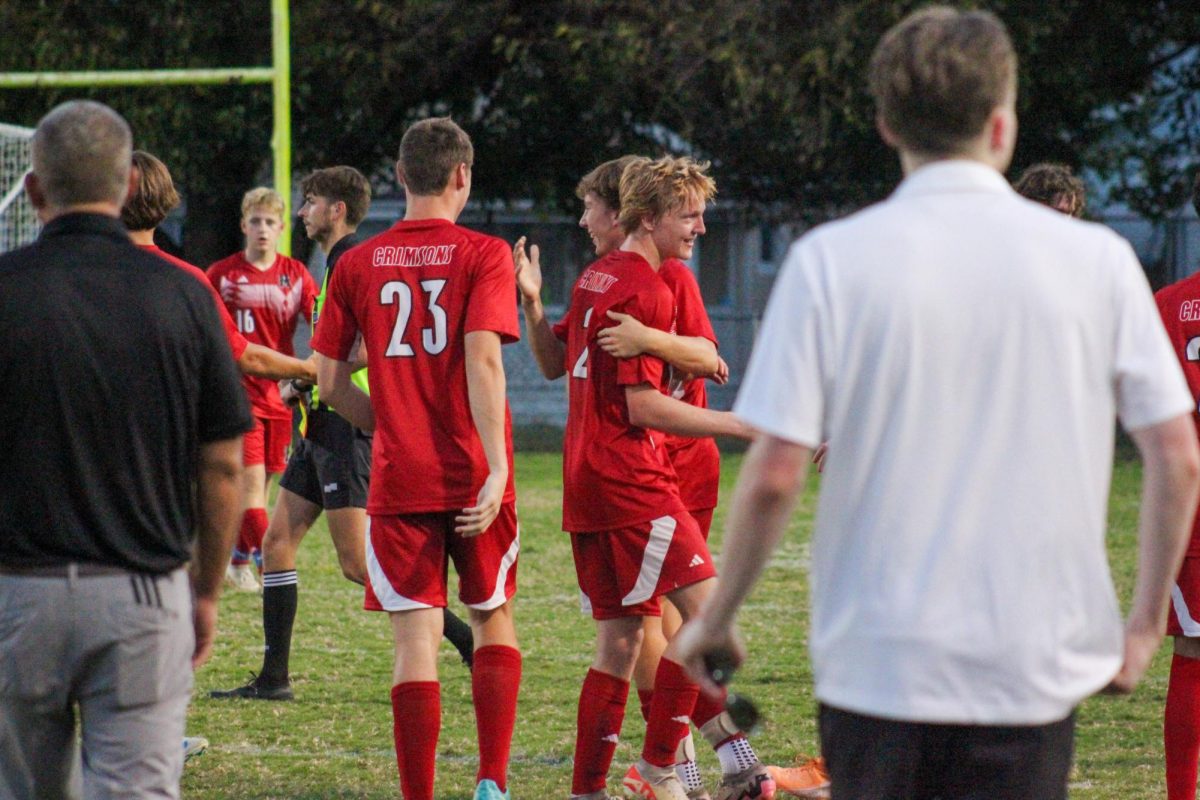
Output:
top-left (617, 156), bottom-right (716, 235)
top-left (868, 6), bottom-right (1016, 156)
top-left (241, 186), bottom-right (285, 219)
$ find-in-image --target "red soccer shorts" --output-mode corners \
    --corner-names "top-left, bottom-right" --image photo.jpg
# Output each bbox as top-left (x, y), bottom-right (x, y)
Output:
top-left (364, 501), bottom-right (519, 612)
top-left (691, 507), bottom-right (715, 541)
top-left (242, 416), bottom-right (291, 473)
top-left (1169, 555), bottom-right (1200, 637)
top-left (571, 513), bottom-right (716, 620)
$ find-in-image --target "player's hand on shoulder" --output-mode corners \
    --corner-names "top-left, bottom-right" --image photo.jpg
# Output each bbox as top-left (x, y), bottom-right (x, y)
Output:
top-left (456, 471), bottom-right (507, 537)
top-left (513, 236), bottom-right (543, 302)
top-left (597, 310), bottom-right (649, 358)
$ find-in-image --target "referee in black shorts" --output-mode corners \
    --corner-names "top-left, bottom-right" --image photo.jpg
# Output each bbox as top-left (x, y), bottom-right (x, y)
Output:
top-left (212, 167), bottom-right (473, 702)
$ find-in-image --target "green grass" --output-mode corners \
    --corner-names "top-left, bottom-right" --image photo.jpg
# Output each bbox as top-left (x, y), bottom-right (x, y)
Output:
top-left (184, 452), bottom-right (1167, 798)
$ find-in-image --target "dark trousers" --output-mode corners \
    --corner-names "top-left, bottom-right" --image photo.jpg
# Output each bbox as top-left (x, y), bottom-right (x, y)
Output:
top-left (818, 703), bottom-right (1076, 800)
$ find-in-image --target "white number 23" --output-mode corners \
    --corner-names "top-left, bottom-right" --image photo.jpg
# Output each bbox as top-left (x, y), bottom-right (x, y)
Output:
top-left (380, 279), bottom-right (448, 357)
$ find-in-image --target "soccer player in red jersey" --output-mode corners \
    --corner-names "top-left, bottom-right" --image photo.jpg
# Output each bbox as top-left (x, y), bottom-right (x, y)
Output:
top-left (312, 118), bottom-right (521, 800)
top-left (122, 151), bottom-right (316, 385)
top-left (520, 154), bottom-right (770, 800)
top-left (1156, 174), bottom-right (1200, 800)
top-left (208, 188), bottom-right (319, 590)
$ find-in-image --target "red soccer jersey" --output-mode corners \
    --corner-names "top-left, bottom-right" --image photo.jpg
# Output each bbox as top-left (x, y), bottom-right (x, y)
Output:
top-left (140, 244), bottom-right (249, 360)
top-left (658, 259), bottom-right (721, 512)
top-left (310, 218), bottom-right (519, 515)
top-left (1157, 273), bottom-right (1200, 555)
top-left (553, 249), bottom-right (687, 532)
top-left (207, 252), bottom-right (317, 420)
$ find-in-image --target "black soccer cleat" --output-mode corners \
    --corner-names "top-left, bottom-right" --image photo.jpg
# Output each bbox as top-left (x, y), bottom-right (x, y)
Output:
top-left (209, 673), bottom-right (293, 701)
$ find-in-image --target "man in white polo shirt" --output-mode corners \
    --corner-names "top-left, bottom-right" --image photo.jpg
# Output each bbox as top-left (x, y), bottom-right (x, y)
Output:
top-left (675, 6), bottom-right (1200, 799)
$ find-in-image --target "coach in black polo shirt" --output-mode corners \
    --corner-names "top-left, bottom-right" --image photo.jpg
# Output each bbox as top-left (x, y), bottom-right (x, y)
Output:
top-left (0, 101), bottom-right (252, 799)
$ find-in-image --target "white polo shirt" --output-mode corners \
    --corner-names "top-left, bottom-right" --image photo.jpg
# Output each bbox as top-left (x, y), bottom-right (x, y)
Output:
top-left (735, 160), bottom-right (1193, 725)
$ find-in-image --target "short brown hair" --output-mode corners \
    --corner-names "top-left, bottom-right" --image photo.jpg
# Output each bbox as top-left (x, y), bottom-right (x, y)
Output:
top-left (1014, 163), bottom-right (1085, 218)
top-left (300, 166), bottom-right (372, 227)
top-left (398, 117), bottom-right (473, 196)
top-left (575, 156), bottom-right (638, 211)
top-left (32, 100), bottom-right (132, 208)
top-left (869, 6), bottom-right (1016, 156)
top-left (121, 150), bottom-right (181, 231)
top-left (618, 156), bottom-right (717, 235)
top-left (241, 186), bottom-right (285, 219)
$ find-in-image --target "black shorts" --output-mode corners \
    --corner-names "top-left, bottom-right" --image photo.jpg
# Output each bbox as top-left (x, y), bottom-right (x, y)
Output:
top-left (818, 703), bottom-right (1075, 800)
top-left (278, 432), bottom-right (371, 510)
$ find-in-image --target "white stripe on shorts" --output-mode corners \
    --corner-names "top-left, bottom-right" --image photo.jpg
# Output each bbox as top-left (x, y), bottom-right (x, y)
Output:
top-left (365, 517), bottom-right (434, 612)
top-left (468, 524), bottom-right (520, 611)
top-left (1173, 583), bottom-right (1200, 637)
top-left (622, 515), bottom-right (677, 607)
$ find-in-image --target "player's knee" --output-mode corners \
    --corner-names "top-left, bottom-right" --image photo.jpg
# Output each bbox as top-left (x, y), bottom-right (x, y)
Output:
top-left (339, 557), bottom-right (366, 585)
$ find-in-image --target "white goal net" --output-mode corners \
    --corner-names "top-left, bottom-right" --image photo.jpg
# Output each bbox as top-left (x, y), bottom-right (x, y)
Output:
top-left (0, 122), bottom-right (38, 253)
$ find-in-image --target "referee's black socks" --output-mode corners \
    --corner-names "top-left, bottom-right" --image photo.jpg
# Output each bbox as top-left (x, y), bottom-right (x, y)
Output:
top-left (260, 570), bottom-right (299, 686)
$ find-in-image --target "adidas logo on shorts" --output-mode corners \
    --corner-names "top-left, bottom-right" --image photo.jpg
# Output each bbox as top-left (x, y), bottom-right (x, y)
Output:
top-left (689, 554), bottom-right (705, 568)
top-left (323, 482), bottom-right (339, 493)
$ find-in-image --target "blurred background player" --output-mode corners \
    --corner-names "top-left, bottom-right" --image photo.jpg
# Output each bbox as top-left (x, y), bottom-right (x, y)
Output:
top-left (1013, 162), bottom-right (1086, 217)
top-left (1154, 172), bottom-right (1200, 800)
top-left (211, 166), bottom-right (474, 702)
top-left (208, 188), bottom-right (319, 591)
top-left (312, 118), bottom-right (522, 800)
top-left (517, 158), bottom-right (827, 799)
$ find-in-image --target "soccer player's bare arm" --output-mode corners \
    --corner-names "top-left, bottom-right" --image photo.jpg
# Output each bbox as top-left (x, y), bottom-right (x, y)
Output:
top-left (238, 342), bottom-right (318, 382)
top-left (315, 353), bottom-right (374, 432)
top-left (625, 383), bottom-right (754, 440)
top-left (192, 434), bottom-right (245, 668)
top-left (1112, 414), bottom-right (1200, 692)
top-left (514, 236), bottom-right (566, 379)
top-left (597, 308), bottom-right (719, 378)
top-left (674, 434), bottom-right (812, 694)
top-left (457, 329), bottom-right (509, 536)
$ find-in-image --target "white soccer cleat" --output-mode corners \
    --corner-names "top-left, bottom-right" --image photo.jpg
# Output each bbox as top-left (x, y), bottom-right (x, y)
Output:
top-left (224, 563), bottom-right (260, 592)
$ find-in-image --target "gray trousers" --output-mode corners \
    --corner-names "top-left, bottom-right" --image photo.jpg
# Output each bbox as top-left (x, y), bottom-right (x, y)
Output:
top-left (0, 566), bottom-right (193, 799)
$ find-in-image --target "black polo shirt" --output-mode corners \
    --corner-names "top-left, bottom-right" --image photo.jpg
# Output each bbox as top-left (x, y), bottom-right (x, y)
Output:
top-left (0, 213), bottom-right (253, 572)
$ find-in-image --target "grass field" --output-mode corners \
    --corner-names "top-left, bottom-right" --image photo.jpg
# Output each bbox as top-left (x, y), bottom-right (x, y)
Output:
top-left (185, 450), bottom-right (1168, 799)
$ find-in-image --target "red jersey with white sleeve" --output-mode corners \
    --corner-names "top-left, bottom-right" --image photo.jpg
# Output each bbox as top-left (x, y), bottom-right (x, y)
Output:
top-left (553, 249), bottom-right (687, 533)
top-left (658, 259), bottom-right (721, 513)
top-left (140, 244), bottom-right (249, 360)
top-left (1156, 272), bottom-right (1200, 555)
top-left (310, 218), bottom-right (519, 516)
top-left (207, 252), bottom-right (317, 420)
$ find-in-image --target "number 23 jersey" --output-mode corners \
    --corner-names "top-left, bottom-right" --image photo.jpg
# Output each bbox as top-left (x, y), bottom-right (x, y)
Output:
top-left (311, 218), bottom-right (519, 516)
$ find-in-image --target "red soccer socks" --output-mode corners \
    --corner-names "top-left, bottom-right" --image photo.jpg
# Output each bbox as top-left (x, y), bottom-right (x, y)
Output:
top-left (234, 507), bottom-right (268, 563)
top-left (573, 668), bottom-right (630, 795)
top-left (1166, 652), bottom-right (1200, 800)
top-left (642, 658), bottom-right (699, 768)
top-left (472, 645), bottom-right (521, 792)
top-left (392, 681), bottom-right (440, 800)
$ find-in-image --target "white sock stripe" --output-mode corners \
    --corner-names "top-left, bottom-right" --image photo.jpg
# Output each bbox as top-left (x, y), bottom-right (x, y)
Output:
top-left (622, 516), bottom-right (677, 606)
top-left (262, 571), bottom-right (298, 588)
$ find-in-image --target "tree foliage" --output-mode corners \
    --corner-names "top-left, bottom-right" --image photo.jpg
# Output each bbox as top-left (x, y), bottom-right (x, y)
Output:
top-left (1, 1), bottom-right (1197, 262)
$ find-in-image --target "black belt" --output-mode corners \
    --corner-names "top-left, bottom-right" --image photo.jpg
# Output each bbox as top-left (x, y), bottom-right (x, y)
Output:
top-left (0, 562), bottom-right (136, 578)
